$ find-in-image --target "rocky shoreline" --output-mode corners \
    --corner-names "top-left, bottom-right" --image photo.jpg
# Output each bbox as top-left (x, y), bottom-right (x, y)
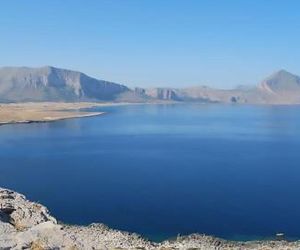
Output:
top-left (1, 187), bottom-right (300, 249)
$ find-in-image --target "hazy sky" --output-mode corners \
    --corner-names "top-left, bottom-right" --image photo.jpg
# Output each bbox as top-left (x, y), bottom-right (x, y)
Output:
top-left (1, 0), bottom-right (300, 88)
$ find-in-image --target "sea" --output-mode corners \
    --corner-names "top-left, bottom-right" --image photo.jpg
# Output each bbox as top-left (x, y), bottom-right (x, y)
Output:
top-left (1, 103), bottom-right (300, 241)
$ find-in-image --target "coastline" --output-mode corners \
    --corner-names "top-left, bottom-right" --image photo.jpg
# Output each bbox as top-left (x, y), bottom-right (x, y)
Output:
top-left (0, 112), bottom-right (105, 126)
top-left (0, 101), bottom-right (178, 126)
top-left (0, 102), bottom-right (119, 126)
top-left (1, 101), bottom-right (299, 127)
top-left (1, 187), bottom-right (300, 249)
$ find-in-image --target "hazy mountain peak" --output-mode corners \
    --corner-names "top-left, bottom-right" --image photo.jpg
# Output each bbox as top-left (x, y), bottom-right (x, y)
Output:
top-left (259, 69), bottom-right (300, 93)
top-left (274, 69), bottom-right (290, 74)
top-left (265, 69), bottom-right (297, 80)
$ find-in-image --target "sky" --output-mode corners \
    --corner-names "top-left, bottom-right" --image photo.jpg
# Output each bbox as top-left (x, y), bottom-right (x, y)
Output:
top-left (1, 0), bottom-right (300, 89)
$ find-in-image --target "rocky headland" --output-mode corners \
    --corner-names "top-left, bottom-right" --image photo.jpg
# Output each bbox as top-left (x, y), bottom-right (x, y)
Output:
top-left (1, 187), bottom-right (300, 249)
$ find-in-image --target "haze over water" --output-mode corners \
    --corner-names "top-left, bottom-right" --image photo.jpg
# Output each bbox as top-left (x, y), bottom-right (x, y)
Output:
top-left (1, 104), bottom-right (300, 241)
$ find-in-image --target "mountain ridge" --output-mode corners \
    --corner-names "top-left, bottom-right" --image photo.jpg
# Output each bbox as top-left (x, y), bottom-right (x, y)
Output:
top-left (259, 69), bottom-right (300, 93)
top-left (136, 69), bottom-right (300, 104)
top-left (0, 66), bottom-right (299, 104)
top-left (0, 66), bottom-right (129, 102)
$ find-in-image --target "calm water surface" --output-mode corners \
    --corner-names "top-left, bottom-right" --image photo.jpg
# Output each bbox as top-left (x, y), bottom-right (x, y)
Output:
top-left (1, 104), bottom-right (300, 241)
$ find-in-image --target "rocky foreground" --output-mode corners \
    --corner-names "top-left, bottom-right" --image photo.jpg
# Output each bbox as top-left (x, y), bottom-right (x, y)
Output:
top-left (1, 188), bottom-right (300, 250)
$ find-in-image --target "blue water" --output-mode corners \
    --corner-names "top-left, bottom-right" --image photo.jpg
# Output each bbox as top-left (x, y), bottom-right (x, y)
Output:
top-left (1, 104), bottom-right (300, 241)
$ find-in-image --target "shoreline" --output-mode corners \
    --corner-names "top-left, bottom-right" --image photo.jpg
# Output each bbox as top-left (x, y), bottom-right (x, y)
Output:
top-left (1, 187), bottom-right (300, 249)
top-left (0, 102), bottom-right (122, 126)
top-left (1, 101), bottom-right (300, 127)
top-left (0, 101), bottom-right (177, 126)
top-left (0, 112), bottom-right (105, 126)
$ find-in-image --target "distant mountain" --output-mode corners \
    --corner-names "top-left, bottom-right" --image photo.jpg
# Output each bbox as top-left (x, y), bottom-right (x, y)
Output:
top-left (0, 66), bottom-right (299, 104)
top-left (137, 70), bottom-right (300, 104)
top-left (144, 88), bottom-right (182, 101)
top-left (255, 70), bottom-right (300, 103)
top-left (259, 69), bottom-right (300, 93)
top-left (137, 86), bottom-right (251, 103)
top-left (0, 66), bottom-right (129, 102)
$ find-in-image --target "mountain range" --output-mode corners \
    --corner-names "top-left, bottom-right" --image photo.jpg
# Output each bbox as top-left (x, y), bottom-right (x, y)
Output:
top-left (0, 66), bottom-right (300, 104)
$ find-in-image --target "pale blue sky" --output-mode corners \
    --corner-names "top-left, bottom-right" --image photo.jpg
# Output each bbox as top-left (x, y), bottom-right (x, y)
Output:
top-left (1, 0), bottom-right (300, 88)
